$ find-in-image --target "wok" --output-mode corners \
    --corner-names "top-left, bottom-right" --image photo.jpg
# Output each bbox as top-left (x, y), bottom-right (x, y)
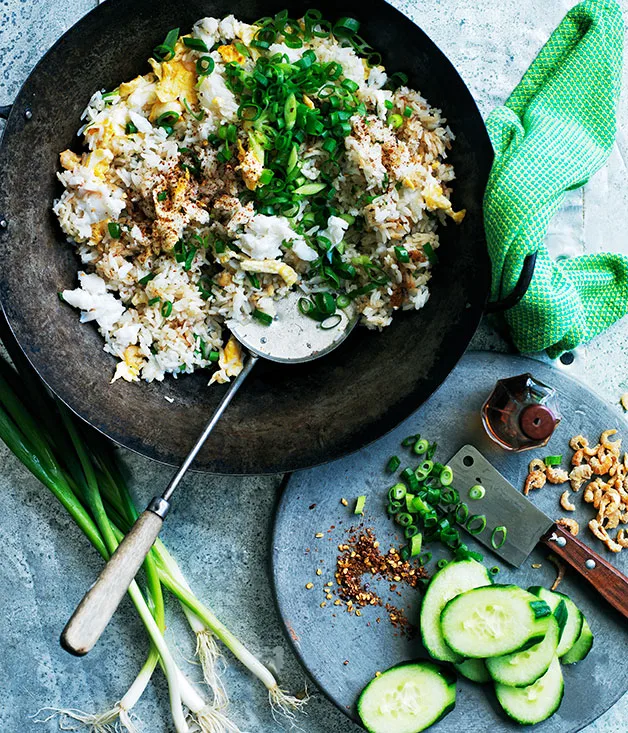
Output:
top-left (0, 0), bottom-right (494, 474)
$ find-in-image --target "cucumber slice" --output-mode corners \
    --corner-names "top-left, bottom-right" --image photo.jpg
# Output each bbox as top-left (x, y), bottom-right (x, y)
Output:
top-left (528, 586), bottom-right (583, 658)
top-left (420, 559), bottom-right (491, 663)
top-left (454, 658), bottom-right (491, 684)
top-left (486, 616), bottom-right (559, 687)
top-left (562, 617), bottom-right (594, 664)
top-left (495, 656), bottom-right (564, 724)
top-left (441, 585), bottom-right (551, 659)
top-left (357, 661), bottom-right (456, 733)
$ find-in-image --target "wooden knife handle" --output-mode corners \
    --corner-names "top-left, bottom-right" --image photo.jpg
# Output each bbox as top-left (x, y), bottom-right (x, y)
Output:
top-left (540, 524), bottom-right (628, 620)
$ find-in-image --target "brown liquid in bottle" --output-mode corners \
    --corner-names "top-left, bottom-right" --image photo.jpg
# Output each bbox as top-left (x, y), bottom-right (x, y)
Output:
top-left (481, 373), bottom-right (561, 452)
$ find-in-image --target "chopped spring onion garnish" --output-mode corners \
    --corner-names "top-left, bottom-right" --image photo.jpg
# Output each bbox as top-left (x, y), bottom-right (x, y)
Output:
top-left (439, 465), bottom-right (454, 486)
top-left (108, 222), bottom-right (121, 239)
top-left (153, 27), bottom-right (180, 61)
top-left (395, 512), bottom-right (413, 527)
top-left (394, 245), bottom-right (410, 263)
top-left (252, 308), bottom-right (273, 325)
top-left (410, 533), bottom-right (423, 556)
top-left (138, 272), bottom-right (155, 285)
top-left (183, 36), bottom-right (209, 52)
top-left (490, 566), bottom-right (500, 575)
top-left (387, 113), bottom-right (403, 128)
top-left (183, 97), bottom-right (204, 121)
top-left (386, 455), bottom-right (401, 473)
top-left (321, 314), bottom-right (342, 329)
top-left (469, 484), bottom-right (486, 500)
top-left (148, 297), bottom-right (161, 306)
top-left (384, 99), bottom-right (394, 110)
top-left (156, 110), bottom-right (180, 127)
top-left (157, 190), bottom-right (168, 201)
top-left (491, 525), bottom-right (508, 549)
top-left (387, 499), bottom-right (402, 515)
top-left (354, 495), bottom-right (366, 515)
top-left (400, 466), bottom-right (419, 491)
top-left (208, 350), bottom-right (220, 362)
top-left (440, 488), bottom-right (459, 505)
top-left (436, 558), bottom-right (449, 570)
top-left (403, 105), bottom-right (413, 117)
top-left (161, 300), bottom-right (173, 318)
top-left (196, 55), bottom-right (215, 75)
top-left (423, 242), bottom-right (438, 265)
top-left (466, 514), bottom-right (487, 535)
top-left (404, 524), bottom-right (419, 538)
top-left (336, 293), bottom-right (351, 309)
top-left (388, 482), bottom-right (406, 501)
top-left (418, 551), bottom-right (432, 565)
top-left (544, 455), bottom-right (562, 466)
top-left (125, 121), bottom-right (138, 134)
top-left (413, 437), bottom-right (429, 454)
top-left (455, 502), bottom-right (469, 524)
top-left (416, 459), bottom-right (433, 479)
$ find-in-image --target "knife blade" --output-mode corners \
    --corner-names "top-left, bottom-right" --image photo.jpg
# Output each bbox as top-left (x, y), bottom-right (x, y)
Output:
top-left (447, 445), bottom-right (628, 620)
top-left (448, 445), bottom-right (554, 567)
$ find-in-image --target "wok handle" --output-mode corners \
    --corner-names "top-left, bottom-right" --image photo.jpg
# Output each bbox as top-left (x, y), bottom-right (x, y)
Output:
top-left (540, 524), bottom-right (628, 620)
top-left (485, 251), bottom-right (537, 314)
top-left (61, 502), bottom-right (167, 656)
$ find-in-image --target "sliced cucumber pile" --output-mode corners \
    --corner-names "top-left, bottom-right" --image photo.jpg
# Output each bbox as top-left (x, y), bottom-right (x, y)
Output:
top-left (528, 586), bottom-right (583, 658)
top-left (357, 661), bottom-right (456, 733)
top-left (562, 617), bottom-right (594, 664)
top-left (357, 560), bottom-right (594, 731)
top-left (496, 656), bottom-right (564, 725)
top-left (441, 585), bottom-right (551, 658)
top-left (486, 616), bottom-right (559, 687)
top-left (420, 559), bottom-right (492, 663)
top-left (454, 658), bottom-right (490, 684)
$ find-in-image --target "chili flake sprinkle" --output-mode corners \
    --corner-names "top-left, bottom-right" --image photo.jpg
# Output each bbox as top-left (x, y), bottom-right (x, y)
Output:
top-left (330, 526), bottom-right (427, 636)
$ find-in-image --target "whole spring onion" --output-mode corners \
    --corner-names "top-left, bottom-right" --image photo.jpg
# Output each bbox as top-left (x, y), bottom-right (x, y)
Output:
top-left (0, 351), bottom-right (307, 732)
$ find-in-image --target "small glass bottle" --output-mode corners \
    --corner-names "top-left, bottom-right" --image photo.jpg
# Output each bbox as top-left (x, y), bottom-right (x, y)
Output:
top-left (481, 373), bottom-right (561, 452)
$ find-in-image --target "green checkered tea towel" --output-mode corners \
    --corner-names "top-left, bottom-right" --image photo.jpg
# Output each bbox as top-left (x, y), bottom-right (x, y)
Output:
top-left (484, 0), bottom-right (625, 358)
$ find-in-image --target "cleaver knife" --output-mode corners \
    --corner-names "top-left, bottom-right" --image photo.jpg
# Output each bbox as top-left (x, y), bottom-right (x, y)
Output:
top-left (448, 445), bottom-right (628, 620)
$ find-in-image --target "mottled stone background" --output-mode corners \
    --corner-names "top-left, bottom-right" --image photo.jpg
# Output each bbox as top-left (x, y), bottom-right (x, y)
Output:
top-left (0, 0), bottom-right (626, 731)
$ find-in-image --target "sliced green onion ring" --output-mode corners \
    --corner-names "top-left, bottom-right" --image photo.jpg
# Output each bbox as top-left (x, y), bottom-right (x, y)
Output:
top-left (466, 514), bottom-right (487, 535)
top-left (491, 525), bottom-right (508, 549)
top-left (469, 484), bottom-right (486, 500)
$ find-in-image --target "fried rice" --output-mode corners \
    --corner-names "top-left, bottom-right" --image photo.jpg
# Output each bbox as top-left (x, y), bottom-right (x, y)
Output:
top-left (53, 12), bottom-right (464, 386)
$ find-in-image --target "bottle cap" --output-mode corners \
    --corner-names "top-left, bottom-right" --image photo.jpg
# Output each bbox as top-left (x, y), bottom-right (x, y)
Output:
top-left (519, 404), bottom-right (556, 441)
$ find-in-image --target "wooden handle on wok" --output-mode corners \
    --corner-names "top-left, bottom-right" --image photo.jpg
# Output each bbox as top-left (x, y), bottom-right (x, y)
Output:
top-left (540, 524), bottom-right (628, 620)
top-left (61, 507), bottom-right (165, 656)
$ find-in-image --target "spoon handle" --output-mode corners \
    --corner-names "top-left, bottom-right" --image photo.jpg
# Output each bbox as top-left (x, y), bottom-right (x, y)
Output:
top-left (61, 353), bottom-right (259, 656)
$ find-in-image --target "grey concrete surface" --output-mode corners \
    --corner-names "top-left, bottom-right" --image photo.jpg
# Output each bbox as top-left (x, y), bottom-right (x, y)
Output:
top-left (0, 0), bottom-right (626, 731)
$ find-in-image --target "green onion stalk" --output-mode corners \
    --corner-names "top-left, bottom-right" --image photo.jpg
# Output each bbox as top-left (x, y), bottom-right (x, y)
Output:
top-left (0, 354), bottom-right (306, 731)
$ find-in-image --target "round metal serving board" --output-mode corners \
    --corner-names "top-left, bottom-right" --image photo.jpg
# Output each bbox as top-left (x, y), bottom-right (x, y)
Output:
top-left (0, 0), bottom-right (492, 474)
top-left (272, 352), bottom-right (628, 732)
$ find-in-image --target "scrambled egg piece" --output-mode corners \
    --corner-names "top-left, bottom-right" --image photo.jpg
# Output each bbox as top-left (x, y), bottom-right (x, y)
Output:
top-left (240, 259), bottom-right (298, 287)
top-left (148, 46), bottom-right (197, 121)
top-left (422, 179), bottom-right (466, 224)
top-left (218, 44), bottom-right (246, 64)
top-left (210, 336), bottom-right (244, 384)
top-left (111, 345), bottom-right (145, 383)
top-left (60, 149), bottom-right (81, 171)
top-left (86, 148), bottom-right (114, 180)
top-left (236, 138), bottom-right (264, 191)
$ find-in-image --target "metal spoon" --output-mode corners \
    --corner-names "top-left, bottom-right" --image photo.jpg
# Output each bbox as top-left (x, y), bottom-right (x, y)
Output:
top-left (61, 290), bottom-right (356, 655)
